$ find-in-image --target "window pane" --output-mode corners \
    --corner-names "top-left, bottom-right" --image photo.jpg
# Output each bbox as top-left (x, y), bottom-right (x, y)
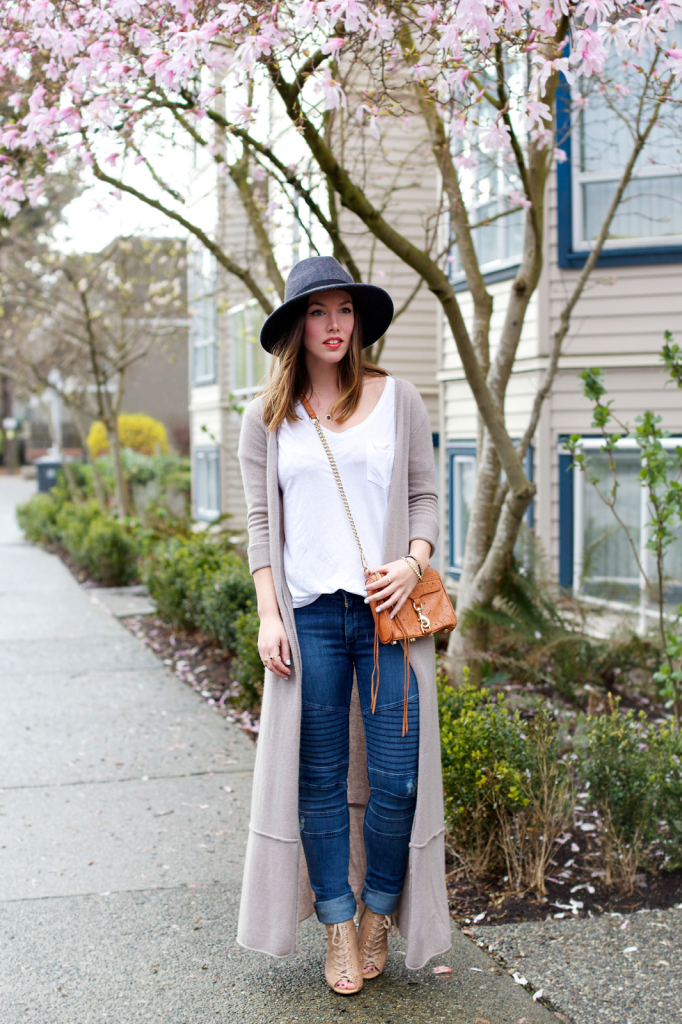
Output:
top-left (189, 249), bottom-right (217, 384)
top-left (195, 449), bottom-right (219, 519)
top-left (230, 303), bottom-right (266, 390)
top-left (232, 308), bottom-right (248, 390)
top-left (246, 305), bottom-right (267, 386)
top-left (473, 201), bottom-right (500, 267)
top-left (206, 453), bottom-right (218, 514)
top-left (583, 176), bottom-right (682, 243)
top-left (582, 451), bottom-right (641, 603)
top-left (472, 202), bottom-right (524, 270)
top-left (455, 457), bottom-right (476, 565)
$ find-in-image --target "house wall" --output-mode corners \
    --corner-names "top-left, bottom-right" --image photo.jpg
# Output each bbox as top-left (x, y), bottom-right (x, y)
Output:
top-left (440, 168), bottom-right (682, 580)
top-left (545, 174), bottom-right (682, 570)
top-left (122, 326), bottom-right (189, 453)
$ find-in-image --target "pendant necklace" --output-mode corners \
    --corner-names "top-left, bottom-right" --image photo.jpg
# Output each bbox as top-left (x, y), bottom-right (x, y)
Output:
top-left (311, 391), bottom-right (334, 421)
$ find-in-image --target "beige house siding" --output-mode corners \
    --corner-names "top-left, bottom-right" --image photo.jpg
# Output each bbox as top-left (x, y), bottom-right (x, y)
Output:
top-left (440, 169), bottom-right (682, 580)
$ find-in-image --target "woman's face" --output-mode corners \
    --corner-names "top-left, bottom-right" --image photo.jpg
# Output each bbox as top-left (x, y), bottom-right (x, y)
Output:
top-left (302, 288), bottom-right (354, 366)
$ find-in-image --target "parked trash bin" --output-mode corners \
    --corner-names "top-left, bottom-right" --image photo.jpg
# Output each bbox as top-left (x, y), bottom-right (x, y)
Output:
top-left (34, 450), bottom-right (62, 493)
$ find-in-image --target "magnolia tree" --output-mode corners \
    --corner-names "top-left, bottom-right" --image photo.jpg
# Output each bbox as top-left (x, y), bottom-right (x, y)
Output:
top-left (1, 0), bottom-right (681, 665)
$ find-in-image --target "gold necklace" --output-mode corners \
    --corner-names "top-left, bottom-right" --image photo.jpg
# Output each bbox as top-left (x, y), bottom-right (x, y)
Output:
top-left (310, 391), bottom-right (337, 422)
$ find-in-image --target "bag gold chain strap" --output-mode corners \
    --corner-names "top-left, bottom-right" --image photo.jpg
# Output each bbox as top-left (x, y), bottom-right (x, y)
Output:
top-left (301, 397), bottom-right (370, 573)
top-left (300, 394), bottom-right (456, 735)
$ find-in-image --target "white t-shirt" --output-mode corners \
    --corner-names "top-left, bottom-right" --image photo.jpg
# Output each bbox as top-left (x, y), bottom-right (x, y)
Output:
top-left (277, 376), bottom-right (396, 609)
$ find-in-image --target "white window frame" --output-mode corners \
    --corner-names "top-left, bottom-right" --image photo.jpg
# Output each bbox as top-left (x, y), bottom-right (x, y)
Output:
top-left (571, 82), bottom-right (682, 252)
top-left (189, 250), bottom-right (217, 386)
top-left (229, 299), bottom-right (269, 399)
top-left (449, 191), bottom-right (525, 282)
top-left (194, 447), bottom-right (220, 521)
top-left (453, 454), bottom-right (477, 570)
top-left (572, 436), bottom-right (682, 627)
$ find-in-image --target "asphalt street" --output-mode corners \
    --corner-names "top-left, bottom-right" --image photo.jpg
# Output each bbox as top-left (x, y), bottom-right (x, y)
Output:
top-left (0, 475), bottom-right (559, 1024)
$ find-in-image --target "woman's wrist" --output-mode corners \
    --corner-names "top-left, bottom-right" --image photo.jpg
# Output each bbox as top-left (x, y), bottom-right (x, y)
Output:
top-left (258, 608), bottom-right (282, 622)
top-left (402, 554), bottom-right (422, 581)
top-left (408, 540), bottom-right (431, 573)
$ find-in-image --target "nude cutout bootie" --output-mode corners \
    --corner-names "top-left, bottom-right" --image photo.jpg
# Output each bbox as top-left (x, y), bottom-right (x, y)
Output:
top-left (324, 919), bottom-right (364, 995)
top-left (357, 908), bottom-right (392, 979)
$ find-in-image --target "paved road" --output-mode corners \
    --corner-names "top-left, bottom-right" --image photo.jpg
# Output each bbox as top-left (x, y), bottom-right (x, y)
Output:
top-left (0, 476), bottom-right (559, 1024)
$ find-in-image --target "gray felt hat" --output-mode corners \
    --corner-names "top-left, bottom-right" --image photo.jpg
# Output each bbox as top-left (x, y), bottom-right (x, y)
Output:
top-left (259, 256), bottom-right (394, 353)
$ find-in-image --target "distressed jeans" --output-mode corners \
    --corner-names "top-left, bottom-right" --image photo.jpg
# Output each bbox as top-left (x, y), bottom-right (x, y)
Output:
top-left (294, 590), bottom-right (419, 926)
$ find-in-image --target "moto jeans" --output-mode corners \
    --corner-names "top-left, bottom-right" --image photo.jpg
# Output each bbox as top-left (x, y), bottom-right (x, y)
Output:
top-left (294, 590), bottom-right (419, 925)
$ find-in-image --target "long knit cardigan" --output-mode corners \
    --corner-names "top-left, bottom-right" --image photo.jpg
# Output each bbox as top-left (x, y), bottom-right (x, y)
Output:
top-left (236, 376), bottom-right (451, 970)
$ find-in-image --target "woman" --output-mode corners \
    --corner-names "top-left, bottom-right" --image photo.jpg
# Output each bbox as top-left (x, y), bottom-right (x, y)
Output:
top-left (237, 256), bottom-right (450, 994)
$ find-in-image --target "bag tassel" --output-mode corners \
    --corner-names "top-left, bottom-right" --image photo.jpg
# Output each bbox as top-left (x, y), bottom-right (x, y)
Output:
top-left (371, 614), bottom-right (410, 737)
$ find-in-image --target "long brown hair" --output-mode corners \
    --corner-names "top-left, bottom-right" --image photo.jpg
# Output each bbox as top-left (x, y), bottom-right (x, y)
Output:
top-left (260, 303), bottom-right (388, 431)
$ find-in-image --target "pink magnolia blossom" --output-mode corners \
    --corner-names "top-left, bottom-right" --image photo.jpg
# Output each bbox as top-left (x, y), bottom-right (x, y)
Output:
top-left (416, 3), bottom-right (443, 34)
top-left (315, 67), bottom-right (347, 111)
top-left (356, 103), bottom-right (380, 140)
top-left (569, 28), bottom-right (608, 77)
top-left (479, 123), bottom-right (511, 152)
top-left (664, 47), bottom-right (682, 77)
top-left (321, 37), bottom-right (344, 56)
top-left (507, 189), bottom-right (532, 210)
top-left (522, 99), bottom-right (551, 132)
top-left (367, 8), bottom-right (396, 45)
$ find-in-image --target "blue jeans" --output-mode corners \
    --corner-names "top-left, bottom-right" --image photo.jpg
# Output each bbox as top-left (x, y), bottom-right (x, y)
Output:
top-left (294, 590), bottom-right (419, 925)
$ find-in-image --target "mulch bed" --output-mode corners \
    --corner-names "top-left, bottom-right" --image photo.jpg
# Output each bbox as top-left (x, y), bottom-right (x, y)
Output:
top-left (446, 831), bottom-right (682, 927)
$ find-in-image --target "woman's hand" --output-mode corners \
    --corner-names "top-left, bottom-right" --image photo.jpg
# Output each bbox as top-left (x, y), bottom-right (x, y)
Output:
top-left (257, 613), bottom-right (292, 678)
top-left (365, 557), bottom-right (421, 618)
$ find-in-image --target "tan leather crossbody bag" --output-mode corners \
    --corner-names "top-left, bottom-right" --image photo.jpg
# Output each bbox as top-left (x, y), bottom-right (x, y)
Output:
top-left (301, 396), bottom-right (457, 733)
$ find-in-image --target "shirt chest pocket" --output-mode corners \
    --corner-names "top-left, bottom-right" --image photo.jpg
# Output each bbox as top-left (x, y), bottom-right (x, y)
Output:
top-left (366, 440), bottom-right (395, 489)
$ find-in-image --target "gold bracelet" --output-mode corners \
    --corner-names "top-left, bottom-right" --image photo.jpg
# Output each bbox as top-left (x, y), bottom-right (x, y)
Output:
top-left (402, 555), bottom-right (422, 581)
top-left (408, 553), bottom-right (424, 576)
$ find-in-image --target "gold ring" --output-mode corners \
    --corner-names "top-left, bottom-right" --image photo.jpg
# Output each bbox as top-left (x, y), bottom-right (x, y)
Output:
top-left (387, 574), bottom-right (392, 583)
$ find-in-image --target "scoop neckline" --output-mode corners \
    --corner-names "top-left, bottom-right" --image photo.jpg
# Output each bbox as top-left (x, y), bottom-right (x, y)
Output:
top-left (315, 375), bottom-right (394, 438)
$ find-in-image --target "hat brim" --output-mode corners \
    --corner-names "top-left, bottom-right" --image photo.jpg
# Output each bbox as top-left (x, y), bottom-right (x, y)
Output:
top-left (259, 282), bottom-right (394, 354)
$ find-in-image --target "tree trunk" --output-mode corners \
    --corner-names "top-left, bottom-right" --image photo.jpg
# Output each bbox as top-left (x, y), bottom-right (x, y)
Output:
top-left (60, 456), bottom-right (81, 503)
top-left (71, 407), bottom-right (107, 508)
top-left (106, 422), bottom-right (131, 518)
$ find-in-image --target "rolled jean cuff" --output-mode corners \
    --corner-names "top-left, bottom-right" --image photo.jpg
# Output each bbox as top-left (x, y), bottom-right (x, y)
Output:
top-left (314, 891), bottom-right (357, 925)
top-left (362, 884), bottom-right (400, 917)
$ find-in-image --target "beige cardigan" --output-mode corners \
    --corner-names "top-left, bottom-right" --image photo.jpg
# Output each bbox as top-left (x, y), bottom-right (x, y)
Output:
top-left (236, 376), bottom-right (451, 969)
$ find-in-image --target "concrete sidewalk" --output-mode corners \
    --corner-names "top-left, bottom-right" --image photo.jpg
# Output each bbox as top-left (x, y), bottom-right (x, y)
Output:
top-left (0, 476), bottom-right (560, 1024)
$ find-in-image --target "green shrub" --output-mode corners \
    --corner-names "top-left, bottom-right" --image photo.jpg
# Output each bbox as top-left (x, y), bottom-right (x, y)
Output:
top-left (439, 683), bottom-right (573, 892)
top-left (582, 701), bottom-right (659, 890)
top-left (232, 603), bottom-right (263, 710)
top-left (655, 723), bottom-right (682, 867)
top-left (82, 516), bottom-right (139, 585)
top-left (56, 500), bottom-right (103, 560)
top-left (581, 700), bottom-right (682, 887)
top-left (199, 554), bottom-right (256, 650)
top-left (440, 684), bottom-right (531, 870)
top-left (51, 500), bottom-right (139, 585)
top-left (143, 532), bottom-right (261, 708)
top-left (144, 533), bottom-right (226, 630)
top-left (16, 493), bottom-right (62, 544)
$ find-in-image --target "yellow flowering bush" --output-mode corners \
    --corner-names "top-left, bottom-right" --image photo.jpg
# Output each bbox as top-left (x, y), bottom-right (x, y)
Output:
top-left (87, 413), bottom-right (169, 457)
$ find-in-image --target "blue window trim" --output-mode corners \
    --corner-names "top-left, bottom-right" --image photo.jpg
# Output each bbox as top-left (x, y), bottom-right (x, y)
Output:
top-left (556, 77), bottom-right (682, 271)
top-left (447, 441), bottom-right (476, 579)
top-left (446, 441), bottom-right (533, 579)
top-left (451, 263), bottom-right (520, 293)
top-left (558, 436), bottom-right (574, 589)
top-left (193, 445), bottom-right (221, 522)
